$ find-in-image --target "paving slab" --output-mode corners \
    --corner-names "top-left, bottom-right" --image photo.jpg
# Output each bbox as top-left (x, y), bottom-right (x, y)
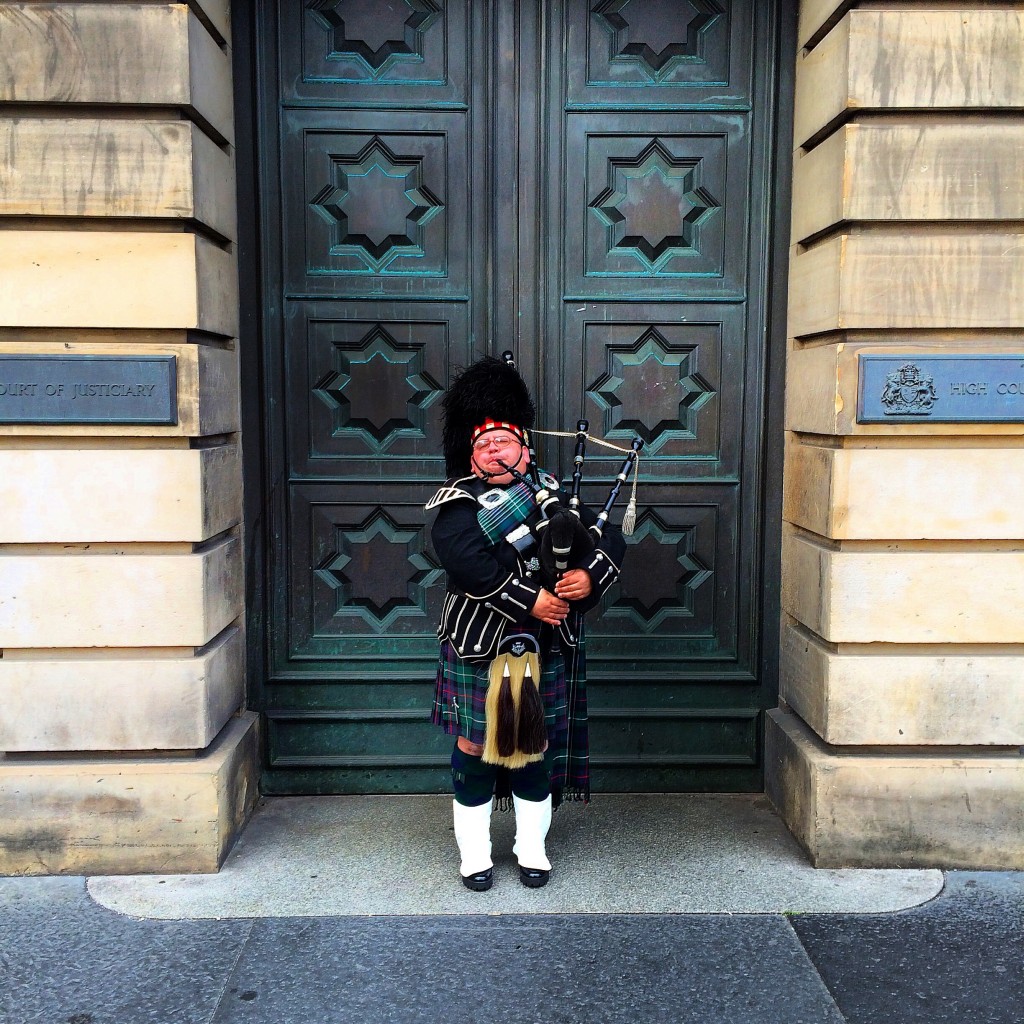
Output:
top-left (0, 876), bottom-right (251, 1024)
top-left (211, 914), bottom-right (845, 1024)
top-left (790, 871), bottom-right (1024, 1024)
top-left (87, 794), bottom-right (943, 919)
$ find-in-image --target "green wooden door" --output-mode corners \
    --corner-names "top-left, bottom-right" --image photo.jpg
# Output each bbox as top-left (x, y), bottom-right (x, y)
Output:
top-left (251, 0), bottom-right (787, 794)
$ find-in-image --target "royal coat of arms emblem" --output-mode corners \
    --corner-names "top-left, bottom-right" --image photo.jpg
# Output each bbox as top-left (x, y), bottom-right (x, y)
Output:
top-left (880, 362), bottom-right (938, 416)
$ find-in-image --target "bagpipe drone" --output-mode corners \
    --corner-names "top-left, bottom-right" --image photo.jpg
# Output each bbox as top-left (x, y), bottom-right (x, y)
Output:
top-left (481, 353), bottom-right (642, 770)
top-left (495, 351), bottom-right (643, 595)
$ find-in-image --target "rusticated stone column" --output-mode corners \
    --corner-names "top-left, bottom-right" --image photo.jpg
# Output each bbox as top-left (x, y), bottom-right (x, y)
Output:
top-left (0, 2), bottom-right (256, 874)
top-left (768, 3), bottom-right (1024, 868)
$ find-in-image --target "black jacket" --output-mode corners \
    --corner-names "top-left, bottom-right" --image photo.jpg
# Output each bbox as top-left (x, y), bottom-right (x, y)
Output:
top-left (427, 475), bottom-right (626, 662)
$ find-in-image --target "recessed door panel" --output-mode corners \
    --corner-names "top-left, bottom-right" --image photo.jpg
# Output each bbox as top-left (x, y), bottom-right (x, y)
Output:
top-left (282, 110), bottom-right (469, 295)
top-left (565, 0), bottom-right (753, 106)
top-left (285, 300), bottom-right (467, 478)
top-left (281, 0), bottom-right (468, 104)
top-left (565, 115), bottom-right (750, 297)
top-left (569, 304), bottom-right (746, 473)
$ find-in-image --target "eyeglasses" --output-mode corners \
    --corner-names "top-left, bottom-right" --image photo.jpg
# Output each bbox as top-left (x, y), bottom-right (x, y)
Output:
top-left (472, 434), bottom-right (519, 452)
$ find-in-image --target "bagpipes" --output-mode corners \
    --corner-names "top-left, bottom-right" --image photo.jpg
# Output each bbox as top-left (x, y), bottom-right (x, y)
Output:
top-left (481, 353), bottom-right (642, 769)
top-left (496, 351), bottom-right (643, 593)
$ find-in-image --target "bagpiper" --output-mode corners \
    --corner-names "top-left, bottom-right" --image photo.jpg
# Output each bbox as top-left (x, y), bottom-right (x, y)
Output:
top-left (426, 353), bottom-right (638, 890)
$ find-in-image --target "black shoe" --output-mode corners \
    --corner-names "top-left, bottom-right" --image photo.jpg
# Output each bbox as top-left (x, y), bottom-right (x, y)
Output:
top-left (462, 867), bottom-right (493, 892)
top-left (519, 866), bottom-right (549, 888)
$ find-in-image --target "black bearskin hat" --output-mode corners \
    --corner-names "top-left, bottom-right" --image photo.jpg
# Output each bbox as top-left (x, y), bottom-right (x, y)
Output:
top-left (442, 355), bottom-right (535, 476)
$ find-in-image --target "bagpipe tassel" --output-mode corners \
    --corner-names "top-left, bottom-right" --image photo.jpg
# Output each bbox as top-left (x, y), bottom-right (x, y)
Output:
top-left (622, 472), bottom-right (639, 536)
top-left (622, 497), bottom-right (637, 536)
top-left (483, 637), bottom-right (546, 770)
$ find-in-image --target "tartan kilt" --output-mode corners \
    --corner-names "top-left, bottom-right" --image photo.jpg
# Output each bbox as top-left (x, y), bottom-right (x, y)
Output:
top-left (431, 635), bottom-right (590, 804)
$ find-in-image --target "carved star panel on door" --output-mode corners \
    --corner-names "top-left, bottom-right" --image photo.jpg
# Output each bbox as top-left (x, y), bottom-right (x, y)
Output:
top-left (312, 327), bottom-right (439, 445)
top-left (281, 0), bottom-right (468, 103)
top-left (288, 493), bottom-right (445, 662)
top-left (566, 0), bottom-right (752, 108)
top-left (565, 303), bottom-right (745, 477)
top-left (593, 0), bottom-right (724, 81)
top-left (310, 137), bottom-right (444, 273)
top-left (283, 111), bottom-right (467, 295)
top-left (589, 139), bottom-right (721, 271)
top-left (588, 323), bottom-right (718, 448)
top-left (565, 116), bottom-right (749, 297)
top-left (584, 492), bottom-right (747, 672)
top-left (286, 301), bottom-right (468, 479)
top-left (314, 510), bottom-right (440, 628)
top-left (310, 0), bottom-right (441, 76)
top-left (609, 510), bottom-right (714, 629)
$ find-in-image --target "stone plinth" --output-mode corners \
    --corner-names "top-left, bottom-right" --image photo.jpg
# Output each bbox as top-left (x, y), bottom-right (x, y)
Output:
top-left (0, 713), bottom-right (259, 875)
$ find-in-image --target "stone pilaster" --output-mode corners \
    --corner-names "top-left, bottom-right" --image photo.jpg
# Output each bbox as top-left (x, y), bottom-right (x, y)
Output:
top-left (768, 4), bottom-right (1024, 868)
top-left (0, 1), bottom-right (255, 875)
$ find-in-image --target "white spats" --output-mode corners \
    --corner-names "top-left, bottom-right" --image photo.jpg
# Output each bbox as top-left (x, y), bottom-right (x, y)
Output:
top-left (452, 799), bottom-right (494, 877)
top-left (512, 794), bottom-right (552, 872)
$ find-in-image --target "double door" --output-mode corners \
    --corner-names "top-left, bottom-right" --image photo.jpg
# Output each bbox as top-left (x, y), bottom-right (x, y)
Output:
top-left (253, 0), bottom-right (785, 793)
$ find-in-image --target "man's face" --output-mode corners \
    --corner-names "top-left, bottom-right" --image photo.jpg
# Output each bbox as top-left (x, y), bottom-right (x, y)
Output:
top-left (470, 429), bottom-right (530, 484)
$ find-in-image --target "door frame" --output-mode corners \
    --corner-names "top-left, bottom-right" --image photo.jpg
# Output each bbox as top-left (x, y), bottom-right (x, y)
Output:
top-left (230, 0), bottom-right (798, 790)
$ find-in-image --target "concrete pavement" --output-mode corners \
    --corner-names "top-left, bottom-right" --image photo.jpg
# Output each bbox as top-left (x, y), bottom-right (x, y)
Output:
top-left (2, 795), bottom-right (1021, 1024)
top-left (87, 794), bottom-right (942, 918)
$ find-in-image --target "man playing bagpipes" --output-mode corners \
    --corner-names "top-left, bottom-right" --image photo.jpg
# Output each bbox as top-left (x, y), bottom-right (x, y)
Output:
top-left (426, 354), bottom-right (641, 891)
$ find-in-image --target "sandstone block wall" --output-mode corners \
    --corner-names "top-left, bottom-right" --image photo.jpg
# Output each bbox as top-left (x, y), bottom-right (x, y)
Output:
top-left (769, 3), bottom-right (1024, 868)
top-left (0, 1), bottom-right (255, 875)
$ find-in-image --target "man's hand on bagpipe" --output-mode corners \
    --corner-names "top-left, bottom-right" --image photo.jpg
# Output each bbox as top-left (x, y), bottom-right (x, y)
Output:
top-left (554, 569), bottom-right (592, 603)
top-left (530, 589), bottom-right (570, 625)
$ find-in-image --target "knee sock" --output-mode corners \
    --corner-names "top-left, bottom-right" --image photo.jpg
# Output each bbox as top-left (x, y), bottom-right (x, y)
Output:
top-left (451, 745), bottom-right (498, 807)
top-left (509, 757), bottom-right (550, 802)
